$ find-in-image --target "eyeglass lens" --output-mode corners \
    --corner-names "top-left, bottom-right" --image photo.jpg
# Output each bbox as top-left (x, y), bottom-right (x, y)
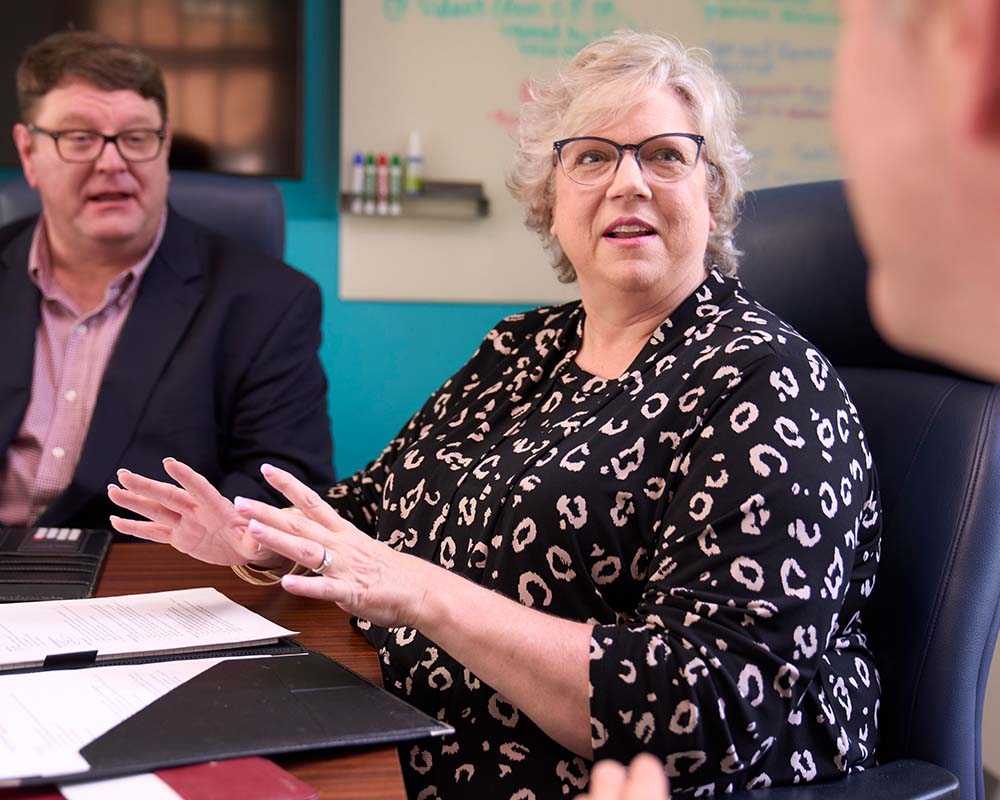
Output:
top-left (559, 135), bottom-right (700, 185)
top-left (56, 130), bottom-right (162, 163)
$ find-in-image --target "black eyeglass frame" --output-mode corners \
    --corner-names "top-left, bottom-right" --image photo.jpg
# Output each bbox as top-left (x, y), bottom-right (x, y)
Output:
top-left (26, 122), bottom-right (167, 164)
top-left (552, 132), bottom-right (707, 185)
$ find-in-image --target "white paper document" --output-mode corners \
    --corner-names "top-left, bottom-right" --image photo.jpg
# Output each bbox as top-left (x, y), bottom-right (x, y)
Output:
top-left (0, 587), bottom-right (296, 670)
top-left (0, 657), bottom-right (227, 781)
top-left (60, 772), bottom-right (184, 800)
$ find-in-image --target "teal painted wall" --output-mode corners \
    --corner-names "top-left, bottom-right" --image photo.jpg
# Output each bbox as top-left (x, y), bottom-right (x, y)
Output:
top-left (280, 0), bottom-right (530, 477)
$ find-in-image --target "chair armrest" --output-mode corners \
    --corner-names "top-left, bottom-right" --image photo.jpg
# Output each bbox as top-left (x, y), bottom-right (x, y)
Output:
top-left (726, 760), bottom-right (959, 800)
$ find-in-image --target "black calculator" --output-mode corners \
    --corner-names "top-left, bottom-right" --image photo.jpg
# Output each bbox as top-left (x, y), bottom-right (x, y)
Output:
top-left (0, 527), bottom-right (112, 602)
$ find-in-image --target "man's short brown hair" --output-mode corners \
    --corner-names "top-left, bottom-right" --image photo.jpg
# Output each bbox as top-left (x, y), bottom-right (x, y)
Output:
top-left (16, 30), bottom-right (167, 123)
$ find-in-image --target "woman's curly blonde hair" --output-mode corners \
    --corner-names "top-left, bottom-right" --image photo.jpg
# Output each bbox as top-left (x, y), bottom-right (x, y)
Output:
top-left (507, 31), bottom-right (751, 282)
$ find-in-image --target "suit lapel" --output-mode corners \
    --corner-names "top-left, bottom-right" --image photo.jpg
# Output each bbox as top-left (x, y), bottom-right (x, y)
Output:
top-left (43, 211), bottom-right (209, 523)
top-left (0, 223), bottom-right (41, 453)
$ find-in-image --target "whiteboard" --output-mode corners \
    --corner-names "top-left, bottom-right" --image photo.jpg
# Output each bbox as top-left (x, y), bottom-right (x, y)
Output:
top-left (340, 0), bottom-right (839, 303)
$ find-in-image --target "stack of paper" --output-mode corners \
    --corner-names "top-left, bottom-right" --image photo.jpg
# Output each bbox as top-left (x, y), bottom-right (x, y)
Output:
top-left (0, 588), bottom-right (296, 784)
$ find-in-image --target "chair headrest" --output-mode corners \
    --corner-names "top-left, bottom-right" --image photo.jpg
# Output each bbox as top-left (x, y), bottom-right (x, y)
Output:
top-left (0, 170), bottom-right (285, 260)
top-left (734, 180), bottom-right (946, 375)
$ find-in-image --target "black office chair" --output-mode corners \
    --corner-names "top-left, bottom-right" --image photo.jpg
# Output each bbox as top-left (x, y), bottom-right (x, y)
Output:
top-left (0, 170), bottom-right (285, 258)
top-left (725, 181), bottom-right (1000, 800)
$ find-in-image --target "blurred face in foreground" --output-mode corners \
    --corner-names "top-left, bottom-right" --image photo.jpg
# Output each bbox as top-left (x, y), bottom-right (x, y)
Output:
top-left (833, 0), bottom-right (1000, 380)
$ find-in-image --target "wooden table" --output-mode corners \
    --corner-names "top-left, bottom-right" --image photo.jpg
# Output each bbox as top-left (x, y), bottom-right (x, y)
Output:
top-left (93, 543), bottom-right (408, 799)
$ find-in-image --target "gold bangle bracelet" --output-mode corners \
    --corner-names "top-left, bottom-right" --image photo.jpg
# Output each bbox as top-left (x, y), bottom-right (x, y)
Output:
top-left (230, 563), bottom-right (284, 585)
top-left (230, 560), bottom-right (312, 586)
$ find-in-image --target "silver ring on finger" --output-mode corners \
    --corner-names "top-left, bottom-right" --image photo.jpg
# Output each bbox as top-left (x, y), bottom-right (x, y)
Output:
top-left (311, 548), bottom-right (333, 575)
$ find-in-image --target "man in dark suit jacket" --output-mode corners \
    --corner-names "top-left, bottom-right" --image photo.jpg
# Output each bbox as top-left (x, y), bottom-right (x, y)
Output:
top-left (0, 31), bottom-right (334, 530)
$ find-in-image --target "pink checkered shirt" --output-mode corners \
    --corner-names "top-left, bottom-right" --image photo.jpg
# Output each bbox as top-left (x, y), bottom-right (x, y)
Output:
top-left (0, 213), bottom-right (165, 526)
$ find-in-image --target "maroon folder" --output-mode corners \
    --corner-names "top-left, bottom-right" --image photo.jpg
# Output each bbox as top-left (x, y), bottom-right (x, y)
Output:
top-left (0, 757), bottom-right (317, 800)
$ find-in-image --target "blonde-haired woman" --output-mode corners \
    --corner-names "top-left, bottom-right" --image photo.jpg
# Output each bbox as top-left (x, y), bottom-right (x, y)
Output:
top-left (110, 32), bottom-right (881, 798)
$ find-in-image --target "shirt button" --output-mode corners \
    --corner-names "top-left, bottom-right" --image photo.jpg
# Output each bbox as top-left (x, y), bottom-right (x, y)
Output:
top-left (64, 389), bottom-right (77, 402)
top-left (52, 446), bottom-right (66, 459)
top-left (76, 324), bottom-right (88, 336)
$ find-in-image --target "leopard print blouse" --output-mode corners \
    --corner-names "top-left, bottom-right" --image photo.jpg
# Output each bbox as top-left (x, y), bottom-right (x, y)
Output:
top-left (326, 271), bottom-right (881, 799)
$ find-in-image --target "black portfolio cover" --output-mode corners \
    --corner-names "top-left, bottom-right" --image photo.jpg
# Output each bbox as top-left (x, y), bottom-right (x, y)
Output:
top-left (9, 650), bottom-right (453, 787)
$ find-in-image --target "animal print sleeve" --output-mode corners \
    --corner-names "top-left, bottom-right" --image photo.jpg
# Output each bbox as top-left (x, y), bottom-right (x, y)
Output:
top-left (589, 349), bottom-right (880, 784)
top-left (323, 310), bottom-right (545, 533)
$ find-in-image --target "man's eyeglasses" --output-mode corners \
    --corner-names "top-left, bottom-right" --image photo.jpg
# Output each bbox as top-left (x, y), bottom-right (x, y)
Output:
top-left (553, 132), bottom-right (706, 186)
top-left (26, 123), bottom-right (166, 164)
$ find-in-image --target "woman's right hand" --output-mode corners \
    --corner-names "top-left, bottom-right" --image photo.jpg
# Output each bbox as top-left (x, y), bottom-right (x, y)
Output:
top-left (107, 457), bottom-right (268, 566)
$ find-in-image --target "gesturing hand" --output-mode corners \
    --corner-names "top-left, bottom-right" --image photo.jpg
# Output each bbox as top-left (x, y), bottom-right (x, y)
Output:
top-left (108, 458), bottom-right (263, 566)
top-left (235, 463), bottom-right (434, 629)
top-left (576, 755), bottom-right (670, 800)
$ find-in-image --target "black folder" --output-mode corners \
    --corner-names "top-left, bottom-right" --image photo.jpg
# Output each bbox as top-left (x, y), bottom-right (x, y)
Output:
top-left (5, 649), bottom-right (454, 787)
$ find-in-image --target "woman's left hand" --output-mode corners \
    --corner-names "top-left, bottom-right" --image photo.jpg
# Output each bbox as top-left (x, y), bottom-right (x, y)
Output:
top-left (239, 464), bottom-right (433, 628)
top-left (253, 465), bottom-right (595, 761)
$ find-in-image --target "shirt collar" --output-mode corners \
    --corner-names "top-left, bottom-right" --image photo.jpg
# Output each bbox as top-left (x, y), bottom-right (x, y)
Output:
top-left (27, 208), bottom-right (168, 312)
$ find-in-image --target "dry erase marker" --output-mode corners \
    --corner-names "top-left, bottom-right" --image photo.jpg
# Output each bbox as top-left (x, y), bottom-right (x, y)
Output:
top-left (376, 153), bottom-right (389, 215)
top-left (405, 130), bottom-right (423, 196)
top-left (350, 151), bottom-right (364, 214)
top-left (389, 154), bottom-right (403, 215)
top-left (363, 153), bottom-right (377, 215)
